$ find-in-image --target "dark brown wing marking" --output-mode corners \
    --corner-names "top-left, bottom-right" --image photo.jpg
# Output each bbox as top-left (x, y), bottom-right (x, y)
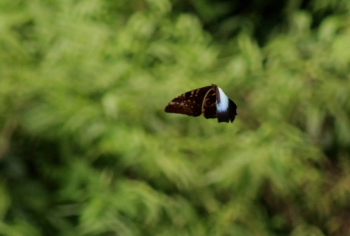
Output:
top-left (202, 86), bottom-right (217, 119)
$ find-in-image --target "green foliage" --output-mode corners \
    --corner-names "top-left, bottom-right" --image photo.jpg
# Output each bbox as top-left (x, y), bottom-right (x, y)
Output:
top-left (1, 0), bottom-right (350, 235)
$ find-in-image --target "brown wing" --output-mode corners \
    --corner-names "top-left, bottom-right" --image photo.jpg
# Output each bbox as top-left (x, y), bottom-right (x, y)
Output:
top-left (164, 86), bottom-right (212, 117)
top-left (202, 86), bottom-right (217, 119)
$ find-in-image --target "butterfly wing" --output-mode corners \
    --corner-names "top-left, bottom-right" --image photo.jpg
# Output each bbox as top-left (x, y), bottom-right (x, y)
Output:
top-left (165, 86), bottom-right (212, 117)
top-left (165, 84), bottom-right (238, 123)
top-left (214, 85), bottom-right (237, 123)
top-left (202, 86), bottom-right (217, 119)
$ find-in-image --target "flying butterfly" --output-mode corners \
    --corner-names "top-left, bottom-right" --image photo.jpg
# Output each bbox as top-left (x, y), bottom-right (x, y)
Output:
top-left (164, 84), bottom-right (237, 123)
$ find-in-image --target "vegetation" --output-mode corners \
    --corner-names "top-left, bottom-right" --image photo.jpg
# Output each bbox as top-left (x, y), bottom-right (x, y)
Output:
top-left (1, 0), bottom-right (350, 235)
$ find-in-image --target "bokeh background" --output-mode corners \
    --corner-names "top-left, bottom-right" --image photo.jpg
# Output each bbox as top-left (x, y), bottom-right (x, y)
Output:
top-left (1, 0), bottom-right (350, 235)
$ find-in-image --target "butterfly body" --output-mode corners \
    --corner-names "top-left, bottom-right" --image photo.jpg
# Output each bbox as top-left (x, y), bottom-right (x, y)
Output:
top-left (165, 84), bottom-right (237, 123)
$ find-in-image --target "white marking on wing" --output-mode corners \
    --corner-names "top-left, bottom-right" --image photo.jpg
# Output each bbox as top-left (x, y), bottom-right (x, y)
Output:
top-left (217, 87), bottom-right (229, 112)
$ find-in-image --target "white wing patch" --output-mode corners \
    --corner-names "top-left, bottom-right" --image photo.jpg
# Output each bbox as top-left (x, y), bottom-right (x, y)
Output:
top-left (217, 87), bottom-right (229, 112)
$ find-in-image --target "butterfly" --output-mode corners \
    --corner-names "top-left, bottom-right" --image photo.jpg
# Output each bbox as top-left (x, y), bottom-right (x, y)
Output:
top-left (164, 84), bottom-right (237, 123)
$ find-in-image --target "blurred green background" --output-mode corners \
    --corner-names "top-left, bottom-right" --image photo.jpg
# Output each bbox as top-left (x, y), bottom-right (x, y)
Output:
top-left (1, 0), bottom-right (350, 235)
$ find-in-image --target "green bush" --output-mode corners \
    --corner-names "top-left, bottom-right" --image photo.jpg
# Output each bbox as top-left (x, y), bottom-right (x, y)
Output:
top-left (1, 0), bottom-right (350, 235)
